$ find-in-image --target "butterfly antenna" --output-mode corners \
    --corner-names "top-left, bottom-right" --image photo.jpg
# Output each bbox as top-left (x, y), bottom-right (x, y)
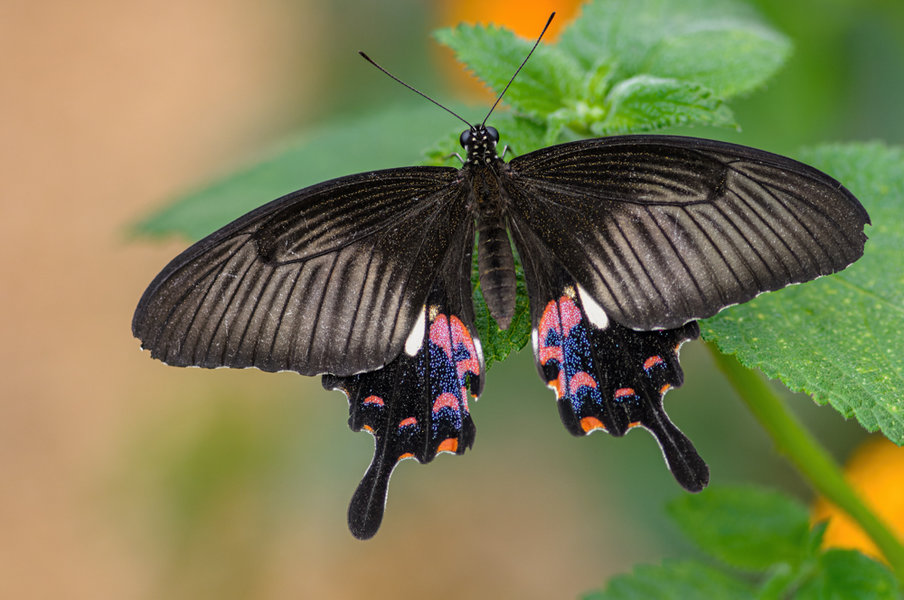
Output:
top-left (482, 12), bottom-right (555, 126)
top-left (359, 51), bottom-right (472, 128)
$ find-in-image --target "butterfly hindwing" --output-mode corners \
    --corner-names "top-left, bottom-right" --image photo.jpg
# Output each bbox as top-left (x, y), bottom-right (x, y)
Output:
top-left (323, 225), bottom-right (483, 539)
top-left (511, 221), bottom-right (709, 492)
top-left (132, 167), bottom-right (468, 377)
top-left (506, 135), bottom-right (870, 330)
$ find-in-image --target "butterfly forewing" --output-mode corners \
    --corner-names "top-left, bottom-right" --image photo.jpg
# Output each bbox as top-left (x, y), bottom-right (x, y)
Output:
top-left (133, 167), bottom-right (469, 376)
top-left (505, 135), bottom-right (870, 329)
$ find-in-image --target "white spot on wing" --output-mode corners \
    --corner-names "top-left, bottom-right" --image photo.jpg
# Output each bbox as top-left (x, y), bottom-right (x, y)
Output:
top-left (473, 335), bottom-right (484, 366)
top-left (577, 284), bottom-right (609, 330)
top-left (404, 306), bottom-right (426, 356)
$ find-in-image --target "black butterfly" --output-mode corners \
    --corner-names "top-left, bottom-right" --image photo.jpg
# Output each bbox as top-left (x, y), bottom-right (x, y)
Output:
top-left (132, 18), bottom-right (869, 540)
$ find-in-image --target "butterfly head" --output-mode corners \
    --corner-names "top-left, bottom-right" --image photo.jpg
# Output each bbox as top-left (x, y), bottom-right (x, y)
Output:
top-left (460, 125), bottom-right (500, 165)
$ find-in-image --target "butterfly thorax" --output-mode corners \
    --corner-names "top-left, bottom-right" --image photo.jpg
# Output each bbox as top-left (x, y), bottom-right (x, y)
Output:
top-left (460, 124), bottom-right (500, 165)
top-left (460, 125), bottom-right (517, 330)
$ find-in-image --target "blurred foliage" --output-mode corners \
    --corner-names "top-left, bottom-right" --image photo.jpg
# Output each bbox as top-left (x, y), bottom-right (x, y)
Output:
top-left (584, 486), bottom-right (898, 599)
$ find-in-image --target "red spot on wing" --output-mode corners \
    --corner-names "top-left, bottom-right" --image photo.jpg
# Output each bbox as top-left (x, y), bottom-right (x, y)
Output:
top-left (449, 315), bottom-right (480, 380)
top-left (538, 297), bottom-right (583, 345)
top-left (399, 417), bottom-right (417, 428)
top-left (539, 296), bottom-right (584, 369)
top-left (432, 392), bottom-right (459, 413)
top-left (430, 314), bottom-right (453, 359)
top-left (558, 297), bottom-right (582, 330)
top-left (539, 344), bottom-right (564, 366)
top-left (430, 314), bottom-right (481, 393)
top-left (569, 371), bottom-right (598, 395)
top-left (614, 387), bottom-right (636, 399)
top-left (538, 300), bottom-right (561, 341)
top-left (643, 355), bottom-right (664, 371)
top-left (363, 395), bottom-right (384, 406)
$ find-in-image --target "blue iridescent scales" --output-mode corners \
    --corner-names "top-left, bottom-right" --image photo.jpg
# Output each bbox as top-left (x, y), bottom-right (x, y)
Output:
top-left (323, 286), bottom-right (483, 540)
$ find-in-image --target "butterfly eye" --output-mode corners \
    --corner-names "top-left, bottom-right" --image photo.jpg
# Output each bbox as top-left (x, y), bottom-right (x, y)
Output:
top-left (485, 126), bottom-right (499, 142)
top-left (459, 129), bottom-right (472, 148)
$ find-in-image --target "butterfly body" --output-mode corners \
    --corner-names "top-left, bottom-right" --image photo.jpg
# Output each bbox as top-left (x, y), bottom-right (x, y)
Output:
top-left (463, 125), bottom-right (520, 329)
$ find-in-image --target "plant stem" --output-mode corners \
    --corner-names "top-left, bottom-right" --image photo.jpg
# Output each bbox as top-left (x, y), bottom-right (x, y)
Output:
top-left (709, 348), bottom-right (904, 581)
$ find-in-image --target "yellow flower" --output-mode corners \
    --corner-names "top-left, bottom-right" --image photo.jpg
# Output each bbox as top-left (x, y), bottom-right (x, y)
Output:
top-left (812, 436), bottom-right (904, 561)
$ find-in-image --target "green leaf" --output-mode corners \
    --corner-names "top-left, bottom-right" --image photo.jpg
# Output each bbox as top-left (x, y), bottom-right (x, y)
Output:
top-left (701, 143), bottom-right (904, 443)
top-left (581, 560), bottom-right (756, 600)
top-left (667, 486), bottom-right (812, 570)
top-left (558, 0), bottom-right (790, 98)
top-left (132, 103), bottom-right (471, 242)
top-left (795, 549), bottom-right (899, 600)
top-left (589, 75), bottom-right (735, 135)
top-left (433, 24), bottom-right (580, 117)
top-left (435, 0), bottom-right (789, 145)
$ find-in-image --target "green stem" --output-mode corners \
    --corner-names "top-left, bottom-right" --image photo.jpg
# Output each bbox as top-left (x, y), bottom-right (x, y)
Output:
top-left (708, 348), bottom-right (904, 581)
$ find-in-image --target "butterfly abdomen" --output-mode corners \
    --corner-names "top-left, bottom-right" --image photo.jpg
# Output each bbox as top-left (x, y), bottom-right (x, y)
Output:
top-left (477, 214), bottom-right (516, 330)
top-left (468, 157), bottom-right (517, 330)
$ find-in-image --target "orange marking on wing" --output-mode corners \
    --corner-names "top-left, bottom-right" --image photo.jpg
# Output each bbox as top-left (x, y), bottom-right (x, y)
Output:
top-left (547, 375), bottom-right (565, 399)
top-left (362, 424), bottom-right (374, 433)
top-left (614, 387), bottom-right (636, 399)
top-left (398, 452), bottom-right (414, 460)
top-left (660, 384), bottom-right (672, 394)
top-left (363, 395), bottom-right (384, 406)
top-left (643, 355), bottom-right (664, 370)
top-left (437, 438), bottom-right (459, 453)
top-left (399, 417), bottom-right (417, 428)
top-left (569, 371), bottom-right (598, 395)
top-left (628, 421), bottom-right (641, 428)
top-left (580, 416), bottom-right (606, 432)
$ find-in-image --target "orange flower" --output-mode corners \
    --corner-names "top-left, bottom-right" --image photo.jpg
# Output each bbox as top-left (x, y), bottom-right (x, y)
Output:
top-left (812, 436), bottom-right (904, 561)
top-left (439, 0), bottom-right (579, 39)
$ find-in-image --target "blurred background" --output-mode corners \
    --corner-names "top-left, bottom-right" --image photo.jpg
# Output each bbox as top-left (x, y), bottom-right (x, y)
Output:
top-left (2, 0), bottom-right (903, 598)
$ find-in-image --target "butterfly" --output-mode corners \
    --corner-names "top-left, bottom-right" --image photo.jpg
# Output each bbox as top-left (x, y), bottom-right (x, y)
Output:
top-left (132, 15), bottom-right (870, 539)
